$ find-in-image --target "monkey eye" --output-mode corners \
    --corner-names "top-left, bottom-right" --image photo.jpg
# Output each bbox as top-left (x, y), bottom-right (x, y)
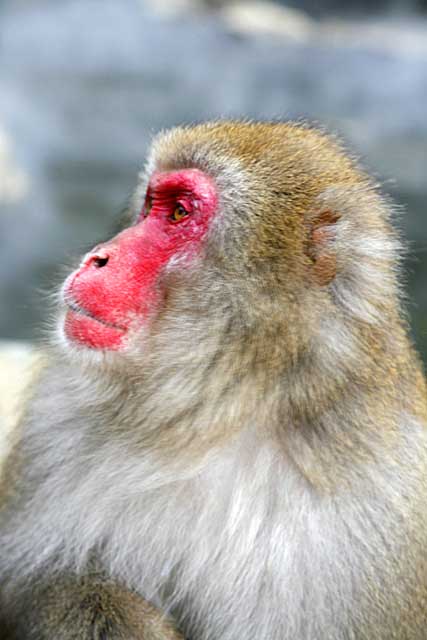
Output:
top-left (142, 196), bottom-right (152, 218)
top-left (169, 203), bottom-right (189, 223)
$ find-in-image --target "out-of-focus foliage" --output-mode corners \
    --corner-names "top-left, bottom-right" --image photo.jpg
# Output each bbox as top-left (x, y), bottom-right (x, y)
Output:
top-left (0, 0), bottom-right (426, 363)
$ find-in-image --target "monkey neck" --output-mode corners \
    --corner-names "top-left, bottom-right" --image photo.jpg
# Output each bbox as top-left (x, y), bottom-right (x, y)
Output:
top-left (65, 294), bottom-right (426, 485)
top-left (79, 300), bottom-right (425, 436)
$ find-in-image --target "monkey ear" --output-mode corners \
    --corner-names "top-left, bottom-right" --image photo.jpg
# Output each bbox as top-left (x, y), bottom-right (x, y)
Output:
top-left (305, 209), bottom-right (341, 286)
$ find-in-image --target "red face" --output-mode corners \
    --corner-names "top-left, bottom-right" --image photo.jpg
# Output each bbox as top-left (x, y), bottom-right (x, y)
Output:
top-left (62, 169), bottom-right (218, 350)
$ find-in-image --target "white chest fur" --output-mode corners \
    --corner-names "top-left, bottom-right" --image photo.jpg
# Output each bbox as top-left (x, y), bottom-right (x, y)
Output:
top-left (4, 418), bottom-right (423, 640)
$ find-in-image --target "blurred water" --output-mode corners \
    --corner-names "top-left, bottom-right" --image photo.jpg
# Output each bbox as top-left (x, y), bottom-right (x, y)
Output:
top-left (0, 0), bottom-right (426, 361)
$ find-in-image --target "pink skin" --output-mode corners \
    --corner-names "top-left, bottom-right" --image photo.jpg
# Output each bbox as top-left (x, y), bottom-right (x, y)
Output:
top-left (63, 169), bottom-right (218, 350)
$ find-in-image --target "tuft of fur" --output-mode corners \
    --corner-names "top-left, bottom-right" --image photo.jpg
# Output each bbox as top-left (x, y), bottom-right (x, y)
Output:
top-left (1, 121), bottom-right (427, 639)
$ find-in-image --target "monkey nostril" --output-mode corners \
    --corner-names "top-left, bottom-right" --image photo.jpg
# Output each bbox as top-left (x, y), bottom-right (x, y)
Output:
top-left (83, 247), bottom-right (110, 269)
top-left (92, 255), bottom-right (109, 268)
top-left (82, 250), bottom-right (110, 269)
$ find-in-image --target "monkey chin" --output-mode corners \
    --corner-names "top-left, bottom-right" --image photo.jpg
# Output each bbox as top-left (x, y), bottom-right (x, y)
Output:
top-left (55, 312), bottom-right (131, 378)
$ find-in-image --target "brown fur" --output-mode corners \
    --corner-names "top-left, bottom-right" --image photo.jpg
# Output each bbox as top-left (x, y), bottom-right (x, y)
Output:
top-left (2, 575), bottom-right (183, 639)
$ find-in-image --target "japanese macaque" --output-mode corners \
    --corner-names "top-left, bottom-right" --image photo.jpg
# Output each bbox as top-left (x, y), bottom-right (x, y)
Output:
top-left (1, 121), bottom-right (427, 640)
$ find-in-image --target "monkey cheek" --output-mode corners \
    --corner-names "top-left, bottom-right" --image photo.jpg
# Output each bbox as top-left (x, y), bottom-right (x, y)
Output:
top-left (63, 309), bottom-right (127, 351)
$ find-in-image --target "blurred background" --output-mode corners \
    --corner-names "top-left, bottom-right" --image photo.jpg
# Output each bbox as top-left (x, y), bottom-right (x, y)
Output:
top-left (0, 0), bottom-right (426, 363)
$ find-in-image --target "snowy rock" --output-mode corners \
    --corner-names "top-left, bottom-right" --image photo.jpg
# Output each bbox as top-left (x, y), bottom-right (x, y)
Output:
top-left (221, 2), bottom-right (315, 41)
top-left (0, 341), bottom-right (42, 462)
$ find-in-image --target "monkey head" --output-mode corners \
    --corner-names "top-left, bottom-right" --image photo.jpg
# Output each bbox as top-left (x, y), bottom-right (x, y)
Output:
top-left (60, 121), bottom-right (399, 365)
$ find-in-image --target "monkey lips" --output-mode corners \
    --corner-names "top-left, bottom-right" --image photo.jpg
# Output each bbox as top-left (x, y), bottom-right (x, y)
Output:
top-left (63, 297), bottom-right (127, 351)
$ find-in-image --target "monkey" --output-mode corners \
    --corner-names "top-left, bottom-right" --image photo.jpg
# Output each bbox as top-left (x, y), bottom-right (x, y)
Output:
top-left (1, 120), bottom-right (427, 640)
